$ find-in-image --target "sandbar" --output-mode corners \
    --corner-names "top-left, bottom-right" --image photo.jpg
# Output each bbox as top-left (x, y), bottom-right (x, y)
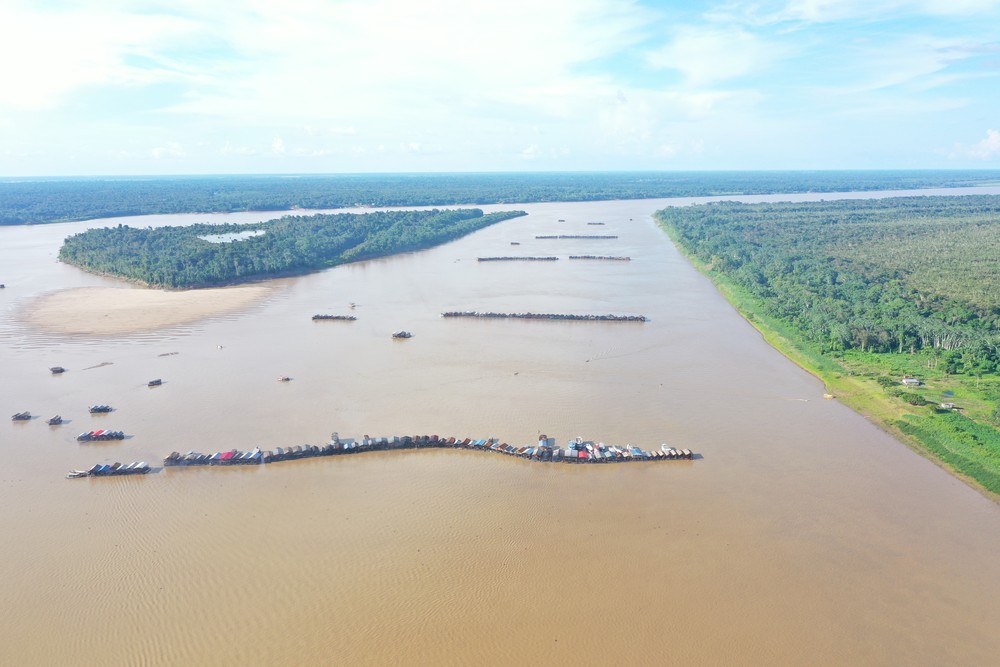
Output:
top-left (24, 286), bottom-right (271, 335)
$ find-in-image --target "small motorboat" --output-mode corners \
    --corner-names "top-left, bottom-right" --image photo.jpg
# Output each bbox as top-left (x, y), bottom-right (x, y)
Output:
top-left (148, 378), bottom-right (162, 387)
top-left (392, 331), bottom-right (413, 339)
top-left (277, 376), bottom-right (292, 382)
top-left (65, 470), bottom-right (89, 479)
top-left (50, 366), bottom-right (66, 374)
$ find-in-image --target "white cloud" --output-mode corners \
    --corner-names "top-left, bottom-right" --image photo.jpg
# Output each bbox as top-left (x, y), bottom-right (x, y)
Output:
top-left (0, 1), bottom-right (203, 110)
top-left (271, 137), bottom-right (286, 155)
top-left (646, 27), bottom-right (778, 86)
top-left (952, 129), bottom-right (1000, 159)
top-left (721, 0), bottom-right (1000, 24)
top-left (150, 142), bottom-right (186, 159)
top-left (521, 144), bottom-right (541, 160)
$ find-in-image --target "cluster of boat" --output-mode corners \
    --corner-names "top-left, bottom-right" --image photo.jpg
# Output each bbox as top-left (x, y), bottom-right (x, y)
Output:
top-left (568, 255), bottom-right (631, 261)
top-left (66, 462), bottom-right (150, 478)
top-left (441, 311), bottom-right (647, 322)
top-left (77, 429), bottom-right (126, 442)
top-left (311, 314), bottom-right (357, 321)
top-left (159, 433), bottom-right (694, 470)
top-left (477, 256), bottom-right (558, 261)
top-left (15, 407), bottom-right (116, 424)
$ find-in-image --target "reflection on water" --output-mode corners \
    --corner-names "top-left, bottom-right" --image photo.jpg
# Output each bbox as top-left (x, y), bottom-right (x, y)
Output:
top-left (2, 191), bottom-right (1000, 666)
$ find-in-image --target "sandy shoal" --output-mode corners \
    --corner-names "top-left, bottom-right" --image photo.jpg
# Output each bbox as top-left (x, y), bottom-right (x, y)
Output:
top-left (24, 286), bottom-right (271, 335)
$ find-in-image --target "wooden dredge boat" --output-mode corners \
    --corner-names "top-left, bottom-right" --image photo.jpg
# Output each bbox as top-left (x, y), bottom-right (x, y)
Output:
top-left (47, 415), bottom-right (63, 426)
top-left (392, 331), bottom-right (413, 339)
top-left (77, 429), bottom-right (126, 442)
top-left (311, 314), bottom-right (357, 321)
top-left (50, 366), bottom-right (66, 374)
top-left (66, 462), bottom-right (150, 479)
top-left (89, 405), bottom-right (113, 413)
top-left (147, 378), bottom-right (162, 387)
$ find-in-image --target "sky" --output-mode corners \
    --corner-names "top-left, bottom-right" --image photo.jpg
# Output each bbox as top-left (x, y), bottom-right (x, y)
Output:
top-left (1, 0), bottom-right (999, 176)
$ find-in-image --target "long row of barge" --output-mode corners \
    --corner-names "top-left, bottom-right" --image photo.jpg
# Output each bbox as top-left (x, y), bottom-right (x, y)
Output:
top-left (68, 434), bottom-right (694, 478)
top-left (477, 256), bottom-right (559, 261)
top-left (535, 235), bottom-right (618, 239)
top-left (164, 434), bottom-right (693, 468)
top-left (441, 311), bottom-right (647, 322)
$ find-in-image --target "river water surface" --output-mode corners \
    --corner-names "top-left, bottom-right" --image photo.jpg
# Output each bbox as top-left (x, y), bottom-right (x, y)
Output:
top-left (2, 190), bottom-right (1000, 666)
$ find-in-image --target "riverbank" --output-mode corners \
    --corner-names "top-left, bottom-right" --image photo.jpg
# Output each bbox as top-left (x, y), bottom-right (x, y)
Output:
top-left (22, 285), bottom-right (271, 335)
top-left (656, 220), bottom-right (1000, 502)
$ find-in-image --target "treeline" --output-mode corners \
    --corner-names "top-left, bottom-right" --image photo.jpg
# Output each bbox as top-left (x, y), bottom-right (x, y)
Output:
top-left (59, 208), bottom-right (525, 288)
top-left (4, 170), bottom-right (1000, 224)
top-left (656, 196), bottom-right (1000, 375)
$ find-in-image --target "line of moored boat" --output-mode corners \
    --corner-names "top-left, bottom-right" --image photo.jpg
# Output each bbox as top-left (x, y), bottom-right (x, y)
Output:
top-left (441, 311), bottom-right (647, 322)
top-left (158, 434), bottom-right (693, 471)
top-left (535, 235), bottom-right (618, 239)
top-left (66, 462), bottom-right (150, 478)
top-left (77, 429), bottom-right (126, 442)
top-left (477, 256), bottom-right (559, 261)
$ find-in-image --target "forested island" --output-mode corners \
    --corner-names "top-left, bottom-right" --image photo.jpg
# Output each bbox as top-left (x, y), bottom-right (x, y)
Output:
top-left (657, 195), bottom-right (1000, 496)
top-left (59, 208), bottom-right (525, 288)
top-left (4, 170), bottom-right (1000, 225)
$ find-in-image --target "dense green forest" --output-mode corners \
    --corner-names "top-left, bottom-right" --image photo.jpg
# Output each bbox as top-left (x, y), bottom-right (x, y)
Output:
top-left (656, 196), bottom-right (1000, 496)
top-left (59, 208), bottom-right (524, 288)
top-left (4, 170), bottom-right (1000, 225)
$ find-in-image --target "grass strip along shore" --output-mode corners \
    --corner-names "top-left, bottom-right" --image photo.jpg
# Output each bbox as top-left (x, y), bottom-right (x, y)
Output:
top-left (656, 196), bottom-right (1000, 500)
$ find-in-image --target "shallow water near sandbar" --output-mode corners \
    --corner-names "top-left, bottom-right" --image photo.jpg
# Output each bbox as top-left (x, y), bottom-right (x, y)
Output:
top-left (2, 191), bottom-right (1000, 665)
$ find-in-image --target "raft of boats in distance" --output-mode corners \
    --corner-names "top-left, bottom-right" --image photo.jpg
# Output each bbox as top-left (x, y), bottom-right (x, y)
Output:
top-left (441, 311), bottom-right (646, 322)
top-left (311, 314), bottom-right (357, 321)
top-left (477, 256), bottom-right (558, 261)
top-left (11, 412), bottom-right (31, 421)
top-left (535, 235), bottom-right (618, 239)
top-left (70, 434), bottom-right (694, 478)
top-left (161, 434), bottom-right (693, 469)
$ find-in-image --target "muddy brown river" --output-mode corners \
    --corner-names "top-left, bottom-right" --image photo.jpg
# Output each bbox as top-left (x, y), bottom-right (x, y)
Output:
top-left (2, 190), bottom-right (999, 665)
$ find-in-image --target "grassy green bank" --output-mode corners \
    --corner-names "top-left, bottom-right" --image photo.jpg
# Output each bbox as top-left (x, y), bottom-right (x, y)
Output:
top-left (657, 218), bottom-right (1000, 501)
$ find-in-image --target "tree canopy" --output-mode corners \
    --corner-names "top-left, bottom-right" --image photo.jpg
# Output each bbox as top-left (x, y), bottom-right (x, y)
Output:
top-left (59, 208), bottom-right (525, 288)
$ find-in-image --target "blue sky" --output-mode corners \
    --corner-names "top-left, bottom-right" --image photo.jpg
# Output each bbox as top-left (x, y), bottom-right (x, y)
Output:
top-left (1, 0), bottom-right (999, 175)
